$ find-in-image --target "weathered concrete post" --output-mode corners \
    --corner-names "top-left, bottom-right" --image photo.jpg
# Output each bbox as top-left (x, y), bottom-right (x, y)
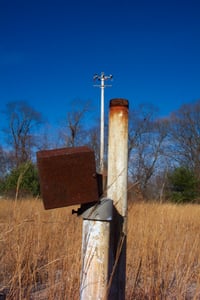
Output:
top-left (80, 219), bottom-right (110, 299)
top-left (80, 98), bottom-right (128, 300)
top-left (106, 99), bottom-right (129, 299)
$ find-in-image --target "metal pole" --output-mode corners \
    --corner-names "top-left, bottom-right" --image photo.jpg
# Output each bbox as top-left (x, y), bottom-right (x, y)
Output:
top-left (81, 75), bottom-right (112, 298)
top-left (100, 74), bottom-right (105, 174)
top-left (93, 72), bottom-right (113, 175)
top-left (106, 99), bottom-right (129, 299)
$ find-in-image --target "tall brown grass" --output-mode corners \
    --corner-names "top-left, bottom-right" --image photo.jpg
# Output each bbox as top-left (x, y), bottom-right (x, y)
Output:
top-left (127, 202), bottom-right (200, 299)
top-left (0, 199), bottom-right (200, 299)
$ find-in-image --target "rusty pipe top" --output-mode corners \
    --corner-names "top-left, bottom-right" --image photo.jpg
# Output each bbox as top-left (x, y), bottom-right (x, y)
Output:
top-left (110, 98), bottom-right (129, 109)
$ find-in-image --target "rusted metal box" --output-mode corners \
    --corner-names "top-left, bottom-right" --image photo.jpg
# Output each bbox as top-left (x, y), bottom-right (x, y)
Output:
top-left (37, 146), bottom-right (100, 210)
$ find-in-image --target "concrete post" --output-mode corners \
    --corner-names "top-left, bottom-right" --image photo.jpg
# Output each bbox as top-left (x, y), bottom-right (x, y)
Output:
top-left (106, 99), bottom-right (129, 299)
top-left (80, 98), bottom-right (129, 300)
top-left (80, 220), bottom-right (110, 300)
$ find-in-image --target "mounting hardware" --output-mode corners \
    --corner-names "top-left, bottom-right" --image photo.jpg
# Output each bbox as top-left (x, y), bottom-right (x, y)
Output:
top-left (77, 198), bottom-right (113, 221)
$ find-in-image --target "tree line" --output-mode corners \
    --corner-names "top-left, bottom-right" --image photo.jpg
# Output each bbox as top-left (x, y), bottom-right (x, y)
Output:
top-left (0, 99), bottom-right (200, 203)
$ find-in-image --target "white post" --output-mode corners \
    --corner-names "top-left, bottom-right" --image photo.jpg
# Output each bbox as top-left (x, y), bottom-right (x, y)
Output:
top-left (80, 98), bottom-right (128, 300)
top-left (80, 80), bottom-right (111, 299)
top-left (100, 74), bottom-right (105, 174)
top-left (106, 99), bottom-right (129, 299)
top-left (80, 220), bottom-right (110, 300)
top-left (93, 72), bottom-right (113, 175)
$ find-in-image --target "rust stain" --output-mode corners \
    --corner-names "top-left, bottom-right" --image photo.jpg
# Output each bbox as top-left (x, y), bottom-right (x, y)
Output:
top-left (109, 98), bottom-right (129, 109)
top-left (109, 99), bottom-right (129, 123)
top-left (109, 99), bottom-right (129, 140)
top-left (37, 146), bottom-right (100, 210)
top-left (107, 98), bottom-right (129, 215)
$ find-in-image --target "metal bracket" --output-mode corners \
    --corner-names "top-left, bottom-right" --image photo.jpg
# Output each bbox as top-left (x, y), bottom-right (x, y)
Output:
top-left (82, 198), bottom-right (113, 221)
top-left (72, 198), bottom-right (113, 221)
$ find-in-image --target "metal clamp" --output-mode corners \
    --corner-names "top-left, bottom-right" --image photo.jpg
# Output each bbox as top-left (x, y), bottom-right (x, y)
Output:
top-left (81, 198), bottom-right (113, 221)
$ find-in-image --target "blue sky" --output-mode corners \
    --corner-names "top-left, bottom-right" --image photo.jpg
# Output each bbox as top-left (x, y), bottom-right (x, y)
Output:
top-left (0, 0), bottom-right (200, 133)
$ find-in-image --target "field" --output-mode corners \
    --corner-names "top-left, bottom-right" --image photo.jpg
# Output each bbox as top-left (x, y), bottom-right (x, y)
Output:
top-left (0, 199), bottom-right (200, 299)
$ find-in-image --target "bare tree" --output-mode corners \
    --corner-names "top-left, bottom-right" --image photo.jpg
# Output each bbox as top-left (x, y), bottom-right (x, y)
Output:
top-left (2, 101), bottom-right (43, 167)
top-left (128, 103), bottom-right (158, 159)
top-left (86, 125), bottom-right (100, 166)
top-left (37, 124), bottom-right (61, 151)
top-left (168, 100), bottom-right (200, 178)
top-left (128, 104), bottom-right (169, 199)
top-left (0, 146), bottom-right (7, 177)
top-left (59, 100), bottom-right (90, 147)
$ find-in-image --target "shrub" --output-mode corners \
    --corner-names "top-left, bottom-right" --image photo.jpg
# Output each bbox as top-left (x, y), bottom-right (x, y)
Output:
top-left (1, 161), bottom-right (40, 198)
top-left (167, 167), bottom-right (199, 203)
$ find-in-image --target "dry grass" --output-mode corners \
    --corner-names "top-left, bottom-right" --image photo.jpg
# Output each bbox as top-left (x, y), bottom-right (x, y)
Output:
top-left (0, 199), bottom-right (82, 299)
top-left (0, 199), bottom-right (200, 299)
top-left (127, 202), bottom-right (200, 299)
